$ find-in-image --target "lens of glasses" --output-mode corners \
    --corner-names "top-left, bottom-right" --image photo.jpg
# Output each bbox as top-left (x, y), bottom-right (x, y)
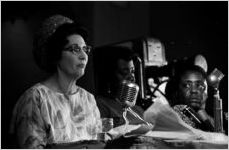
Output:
top-left (82, 45), bottom-right (91, 54)
top-left (64, 44), bottom-right (91, 55)
top-left (182, 82), bottom-right (205, 92)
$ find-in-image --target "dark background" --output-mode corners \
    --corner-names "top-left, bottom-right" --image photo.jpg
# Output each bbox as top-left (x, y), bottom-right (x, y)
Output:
top-left (1, 1), bottom-right (228, 148)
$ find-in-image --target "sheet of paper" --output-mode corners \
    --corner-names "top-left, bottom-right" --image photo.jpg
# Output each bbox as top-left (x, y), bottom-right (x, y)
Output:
top-left (144, 130), bottom-right (198, 140)
top-left (108, 124), bottom-right (141, 139)
top-left (143, 100), bottom-right (228, 143)
top-left (143, 99), bottom-right (196, 133)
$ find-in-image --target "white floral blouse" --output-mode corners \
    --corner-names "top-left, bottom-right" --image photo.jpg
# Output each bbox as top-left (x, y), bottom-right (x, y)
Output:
top-left (10, 83), bottom-right (102, 148)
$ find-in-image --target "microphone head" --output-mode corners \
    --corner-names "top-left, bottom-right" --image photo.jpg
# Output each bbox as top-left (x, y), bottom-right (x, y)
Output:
top-left (208, 68), bottom-right (224, 89)
top-left (118, 80), bottom-right (139, 107)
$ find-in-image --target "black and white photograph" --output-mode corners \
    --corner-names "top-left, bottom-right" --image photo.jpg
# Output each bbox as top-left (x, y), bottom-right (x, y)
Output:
top-left (1, 1), bottom-right (228, 149)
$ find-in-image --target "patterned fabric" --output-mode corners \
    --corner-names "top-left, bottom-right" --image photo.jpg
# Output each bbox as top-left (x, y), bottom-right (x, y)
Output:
top-left (173, 105), bottom-right (197, 128)
top-left (34, 15), bottom-right (74, 53)
top-left (33, 15), bottom-right (74, 71)
top-left (173, 105), bottom-right (214, 131)
top-left (10, 83), bottom-right (101, 148)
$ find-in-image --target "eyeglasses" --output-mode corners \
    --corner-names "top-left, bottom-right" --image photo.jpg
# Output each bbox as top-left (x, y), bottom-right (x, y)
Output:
top-left (181, 81), bottom-right (206, 92)
top-left (63, 44), bottom-right (92, 55)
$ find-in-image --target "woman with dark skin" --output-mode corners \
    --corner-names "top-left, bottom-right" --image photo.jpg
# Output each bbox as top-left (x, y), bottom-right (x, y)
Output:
top-left (166, 64), bottom-right (214, 131)
top-left (95, 46), bottom-right (149, 127)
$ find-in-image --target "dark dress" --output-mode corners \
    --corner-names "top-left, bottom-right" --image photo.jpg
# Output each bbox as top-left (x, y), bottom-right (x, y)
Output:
top-left (96, 96), bottom-right (146, 128)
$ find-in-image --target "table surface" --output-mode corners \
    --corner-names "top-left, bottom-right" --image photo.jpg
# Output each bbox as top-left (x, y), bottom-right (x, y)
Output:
top-left (47, 136), bottom-right (228, 149)
top-left (106, 135), bottom-right (228, 149)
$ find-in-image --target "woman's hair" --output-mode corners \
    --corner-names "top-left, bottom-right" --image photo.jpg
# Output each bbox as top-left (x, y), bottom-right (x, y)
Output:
top-left (33, 15), bottom-right (89, 73)
top-left (109, 46), bottom-right (135, 72)
top-left (165, 62), bottom-right (207, 106)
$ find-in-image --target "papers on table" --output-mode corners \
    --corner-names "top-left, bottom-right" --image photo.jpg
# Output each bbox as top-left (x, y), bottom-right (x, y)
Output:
top-left (108, 99), bottom-right (228, 146)
top-left (145, 131), bottom-right (198, 140)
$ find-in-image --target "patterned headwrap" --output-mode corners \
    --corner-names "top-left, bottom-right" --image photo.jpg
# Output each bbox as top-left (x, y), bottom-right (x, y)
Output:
top-left (34, 14), bottom-right (74, 52)
top-left (33, 14), bottom-right (74, 72)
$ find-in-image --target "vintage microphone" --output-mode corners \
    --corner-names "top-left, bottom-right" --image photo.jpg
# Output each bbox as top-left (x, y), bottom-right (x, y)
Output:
top-left (174, 105), bottom-right (214, 131)
top-left (207, 68), bottom-right (225, 133)
top-left (117, 80), bottom-right (151, 126)
top-left (118, 80), bottom-right (139, 108)
top-left (174, 105), bottom-right (202, 126)
top-left (117, 80), bottom-right (139, 125)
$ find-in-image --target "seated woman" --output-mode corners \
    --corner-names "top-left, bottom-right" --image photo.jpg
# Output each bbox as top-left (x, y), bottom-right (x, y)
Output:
top-left (165, 62), bottom-right (214, 132)
top-left (95, 46), bottom-right (149, 128)
top-left (9, 15), bottom-right (102, 148)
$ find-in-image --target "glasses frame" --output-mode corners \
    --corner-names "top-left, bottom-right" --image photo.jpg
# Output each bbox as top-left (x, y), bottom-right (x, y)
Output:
top-left (181, 81), bottom-right (206, 92)
top-left (63, 44), bottom-right (92, 55)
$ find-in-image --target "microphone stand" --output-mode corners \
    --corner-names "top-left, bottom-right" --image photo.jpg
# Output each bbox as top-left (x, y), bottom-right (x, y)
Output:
top-left (127, 107), bottom-right (152, 126)
top-left (208, 68), bottom-right (225, 133)
top-left (213, 88), bottom-right (224, 133)
top-left (121, 107), bottom-right (131, 135)
top-left (123, 107), bottom-right (129, 126)
top-left (122, 106), bottom-right (152, 133)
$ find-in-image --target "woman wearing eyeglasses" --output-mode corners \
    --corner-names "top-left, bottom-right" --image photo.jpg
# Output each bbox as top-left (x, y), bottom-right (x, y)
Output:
top-left (10, 15), bottom-right (102, 148)
top-left (165, 63), bottom-right (214, 132)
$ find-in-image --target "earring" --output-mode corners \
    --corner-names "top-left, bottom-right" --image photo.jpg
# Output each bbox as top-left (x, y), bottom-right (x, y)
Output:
top-left (107, 84), bottom-right (111, 94)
